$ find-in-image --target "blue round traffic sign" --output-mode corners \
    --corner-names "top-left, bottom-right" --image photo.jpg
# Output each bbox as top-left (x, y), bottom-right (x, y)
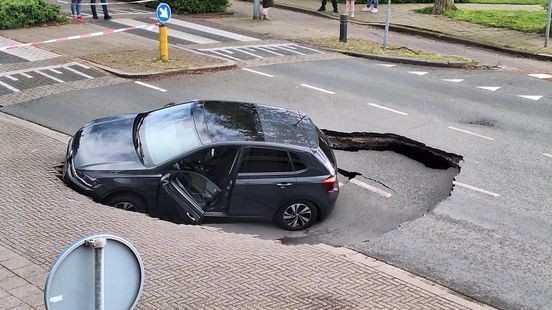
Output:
top-left (156, 3), bottom-right (172, 24)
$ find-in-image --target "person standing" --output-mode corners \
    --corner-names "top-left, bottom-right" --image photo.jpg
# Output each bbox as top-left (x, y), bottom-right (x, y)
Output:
top-left (318, 0), bottom-right (338, 13)
top-left (345, 0), bottom-right (356, 17)
top-left (70, 0), bottom-right (84, 21)
top-left (91, 0), bottom-right (112, 20)
top-left (260, 0), bottom-right (274, 20)
top-left (362, 0), bottom-right (378, 13)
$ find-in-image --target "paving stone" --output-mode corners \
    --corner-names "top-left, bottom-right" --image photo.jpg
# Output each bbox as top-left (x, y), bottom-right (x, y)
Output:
top-left (0, 295), bottom-right (24, 310)
top-left (0, 276), bottom-right (28, 291)
top-left (8, 284), bottom-right (41, 300)
top-left (1, 257), bottom-right (32, 271)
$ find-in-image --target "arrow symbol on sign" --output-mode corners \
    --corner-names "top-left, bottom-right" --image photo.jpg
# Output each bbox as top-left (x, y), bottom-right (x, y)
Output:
top-left (159, 7), bottom-right (169, 18)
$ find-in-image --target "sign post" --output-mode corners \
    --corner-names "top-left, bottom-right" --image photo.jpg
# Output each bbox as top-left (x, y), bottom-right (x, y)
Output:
top-left (156, 3), bottom-right (172, 62)
top-left (253, 0), bottom-right (261, 19)
top-left (383, 0), bottom-right (392, 50)
top-left (546, 0), bottom-right (552, 47)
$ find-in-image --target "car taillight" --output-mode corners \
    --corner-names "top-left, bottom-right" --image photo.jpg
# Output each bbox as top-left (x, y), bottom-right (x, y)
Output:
top-left (322, 175), bottom-right (338, 192)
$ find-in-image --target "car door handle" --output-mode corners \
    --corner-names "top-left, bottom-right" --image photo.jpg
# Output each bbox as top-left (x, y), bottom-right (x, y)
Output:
top-left (276, 183), bottom-right (293, 188)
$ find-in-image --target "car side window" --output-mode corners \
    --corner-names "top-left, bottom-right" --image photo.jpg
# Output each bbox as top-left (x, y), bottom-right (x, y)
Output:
top-left (290, 152), bottom-right (307, 171)
top-left (239, 148), bottom-right (292, 174)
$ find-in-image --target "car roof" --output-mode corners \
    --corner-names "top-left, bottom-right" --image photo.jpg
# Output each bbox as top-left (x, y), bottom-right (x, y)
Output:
top-left (196, 100), bottom-right (319, 150)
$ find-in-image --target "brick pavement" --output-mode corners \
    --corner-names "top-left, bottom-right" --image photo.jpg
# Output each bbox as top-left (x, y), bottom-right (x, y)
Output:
top-left (0, 115), bottom-right (493, 309)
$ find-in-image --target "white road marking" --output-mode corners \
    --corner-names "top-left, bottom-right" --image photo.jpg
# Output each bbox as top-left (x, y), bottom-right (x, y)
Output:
top-left (350, 178), bottom-right (392, 198)
top-left (448, 126), bottom-right (494, 141)
top-left (134, 81), bottom-right (167, 92)
top-left (48, 68), bottom-right (63, 74)
top-left (338, 182), bottom-right (344, 187)
top-left (116, 19), bottom-right (219, 44)
top-left (56, 0), bottom-right (68, 3)
top-left (220, 49), bottom-right (234, 54)
top-left (233, 48), bottom-right (263, 59)
top-left (19, 72), bottom-right (33, 78)
top-left (207, 50), bottom-right (241, 61)
top-left (256, 46), bottom-right (285, 56)
top-left (377, 64), bottom-right (396, 67)
top-left (517, 95), bottom-right (542, 101)
top-left (64, 66), bottom-right (94, 79)
top-left (278, 46), bottom-right (306, 55)
top-left (527, 73), bottom-right (552, 79)
top-left (4, 75), bottom-right (18, 81)
top-left (241, 68), bottom-right (274, 77)
top-left (543, 153), bottom-right (552, 158)
top-left (368, 103), bottom-right (408, 116)
top-left (300, 84), bottom-right (336, 95)
top-left (453, 181), bottom-right (500, 197)
top-left (75, 63), bottom-right (91, 69)
top-left (0, 81), bottom-right (20, 92)
top-left (477, 86), bottom-right (501, 91)
top-left (35, 70), bottom-right (65, 83)
top-left (408, 71), bottom-right (428, 76)
top-left (162, 18), bottom-right (259, 42)
top-left (442, 79), bottom-right (464, 83)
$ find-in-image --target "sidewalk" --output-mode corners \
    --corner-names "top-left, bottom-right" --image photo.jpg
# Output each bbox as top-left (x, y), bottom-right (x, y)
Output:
top-left (269, 0), bottom-right (552, 59)
top-left (0, 114), bottom-right (494, 309)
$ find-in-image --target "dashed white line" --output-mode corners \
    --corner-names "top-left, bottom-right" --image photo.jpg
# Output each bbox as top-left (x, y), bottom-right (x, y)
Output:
top-left (543, 153), bottom-right (552, 158)
top-left (477, 86), bottom-right (501, 91)
top-left (408, 71), bottom-right (428, 76)
top-left (377, 64), bottom-right (396, 67)
top-left (527, 73), bottom-right (552, 79)
top-left (134, 81), bottom-right (167, 92)
top-left (368, 103), bottom-right (408, 116)
top-left (517, 95), bottom-right (542, 101)
top-left (453, 181), bottom-right (500, 197)
top-left (241, 68), bottom-right (274, 77)
top-left (0, 81), bottom-right (20, 93)
top-left (350, 178), bottom-right (392, 198)
top-left (442, 79), bottom-right (464, 83)
top-left (448, 126), bottom-right (494, 141)
top-left (300, 84), bottom-right (336, 95)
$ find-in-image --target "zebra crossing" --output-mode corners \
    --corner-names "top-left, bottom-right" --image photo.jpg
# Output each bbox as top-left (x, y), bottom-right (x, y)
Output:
top-left (0, 37), bottom-right (58, 64)
top-left (198, 43), bottom-right (324, 61)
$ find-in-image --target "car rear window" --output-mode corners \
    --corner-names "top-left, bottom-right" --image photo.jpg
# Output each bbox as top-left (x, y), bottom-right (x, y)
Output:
top-left (239, 148), bottom-right (292, 173)
top-left (290, 153), bottom-right (307, 171)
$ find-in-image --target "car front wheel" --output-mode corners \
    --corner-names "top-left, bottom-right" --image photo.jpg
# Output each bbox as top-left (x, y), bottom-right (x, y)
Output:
top-left (105, 194), bottom-right (146, 213)
top-left (275, 201), bottom-right (318, 231)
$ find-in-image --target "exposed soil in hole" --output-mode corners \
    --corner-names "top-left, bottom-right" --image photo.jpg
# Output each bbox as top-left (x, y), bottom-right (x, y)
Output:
top-left (322, 129), bottom-right (463, 170)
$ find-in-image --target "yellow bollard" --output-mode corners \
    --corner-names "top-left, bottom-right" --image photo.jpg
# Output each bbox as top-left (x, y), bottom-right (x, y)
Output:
top-left (159, 24), bottom-right (169, 62)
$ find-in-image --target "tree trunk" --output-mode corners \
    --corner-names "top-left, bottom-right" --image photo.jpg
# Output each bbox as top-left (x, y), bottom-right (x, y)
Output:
top-left (432, 0), bottom-right (456, 14)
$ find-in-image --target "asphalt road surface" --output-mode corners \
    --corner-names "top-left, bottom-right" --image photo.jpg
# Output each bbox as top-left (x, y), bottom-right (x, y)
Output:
top-left (3, 56), bottom-right (552, 310)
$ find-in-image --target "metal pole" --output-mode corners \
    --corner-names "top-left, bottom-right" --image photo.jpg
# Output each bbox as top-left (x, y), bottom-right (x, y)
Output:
top-left (86, 237), bottom-right (107, 310)
top-left (383, 0), bottom-right (391, 50)
top-left (159, 24), bottom-right (169, 62)
top-left (340, 14), bottom-right (348, 43)
top-left (545, 0), bottom-right (552, 47)
top-left (253, 0), bottom-right (261, 19)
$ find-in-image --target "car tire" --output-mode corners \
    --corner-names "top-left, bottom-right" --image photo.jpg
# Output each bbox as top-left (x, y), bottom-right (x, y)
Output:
top-left (275, 200), bottom-right (318, 231)
top-left (105, 194), bottom-right (147, 213)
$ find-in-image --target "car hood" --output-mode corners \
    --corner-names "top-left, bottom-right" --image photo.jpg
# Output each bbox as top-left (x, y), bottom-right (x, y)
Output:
top-left (72, 114), bottom-right (145, 170)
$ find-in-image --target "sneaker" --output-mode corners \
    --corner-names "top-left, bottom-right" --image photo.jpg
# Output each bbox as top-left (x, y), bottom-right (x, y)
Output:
top-left (104, 15), bottom-right (112, 20)
top-left (317, 7), bottom-right (326, 11)
top-left (333, 8), bottom-right (339, 13)
top-left (350, 12), bottom-right (354, 18)
top-left (77, 15), bottom-right (85, 21)
top-left (92, 15), bottom-right (99, 19)
top-left (361, 6), bottom-right (371, 12)
top-left (371, 8), bottom-right (378, 13)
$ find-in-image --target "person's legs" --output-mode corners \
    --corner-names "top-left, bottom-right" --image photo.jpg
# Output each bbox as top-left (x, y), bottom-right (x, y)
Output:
top-left (372, 0), bottom-right (379, 12)
top-left (70, 0), bottom-right (77, 17)
top-left (362, 0), bottom-right (372, 11)
top-left (332, 0), bottom-right (338, 12)
top-left (318, 0), bottom-right (327, 11)
top-left (350, 0), bottom-right (355, 17)
top-left (100, 0), bottom-right (111, 19)
top-left (90, 0), bottom-right (98, 18)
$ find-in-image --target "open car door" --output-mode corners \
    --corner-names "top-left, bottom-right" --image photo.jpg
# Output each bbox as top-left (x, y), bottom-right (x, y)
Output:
top-left (159, 171), bottom-right (221, 224)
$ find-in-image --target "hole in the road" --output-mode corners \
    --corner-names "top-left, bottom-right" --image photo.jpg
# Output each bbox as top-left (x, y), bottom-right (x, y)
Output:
top-left (462, 118), bottom-right (497, 128)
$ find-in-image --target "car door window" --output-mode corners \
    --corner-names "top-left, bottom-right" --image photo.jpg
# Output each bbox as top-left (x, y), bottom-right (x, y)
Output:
top-left (173, 146), bottom-right (239, 188)
top-left (290, 152), bottom-right (307, 172)
top-left (173, 171), bottom-right (220, 207)
top-left (239, 148), bottom-right (292, 174)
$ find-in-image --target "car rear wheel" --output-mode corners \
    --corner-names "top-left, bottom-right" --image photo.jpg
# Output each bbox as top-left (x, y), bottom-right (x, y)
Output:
top-left (275, 200), bottom-right (318, 231)
top-left (105, 194), bottom-right (146, 213)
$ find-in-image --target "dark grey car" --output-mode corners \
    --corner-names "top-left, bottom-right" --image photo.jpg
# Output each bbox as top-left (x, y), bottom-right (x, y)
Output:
top-left (63, 100), bottom-right (339, 230)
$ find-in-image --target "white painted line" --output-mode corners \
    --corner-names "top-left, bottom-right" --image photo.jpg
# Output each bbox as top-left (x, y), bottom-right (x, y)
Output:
top-left (278, 46), bottom-right (306, 55)
top-left (544, 153), bottom-right (552, 158)
top-left (408, 71), bottom-right (428, 76)
top-left (448, 126), bottom-right (494, 141)
top-left (517, 95), bottom-right (542, 101)
top-left (300, 84), bottom-right (336, 95)
top-left (233, 48), bottom-right (263, 59)
top-left (442, 79), bottom-right (464, 83)
top-left (243, 47), bottom-right (257, 52)
top-left (64, 66), bottom-right (94, 79)
top-left (220, 49), bottom-right (234, 54)
top-left (527, 73), bottom-right (552, 79)
top-left (134, 81), bottom-right (167, 92)
top-left (377, 64), bottom-right (396, 67)
top-left (207, 50), bottom-right (241, 61)
top-left (4, 75), bottom-right (18, 81)
top-left (116, 19), bottom-right (219, 44)
top-left (338, 182), bottom-right (344, 187)
top-left (256, 46), bottom-right (285, 56)
top-left (74, 63), bottom-right (91, 69)
top-left (0, 81), bottom-right (20, 92)
top-left (368, 103), bottom-right (408, 116)
top-left (477, 86), bottom-right (500, 91)
top-left (350, 178), bottom-right (392, 198)
top-left (453, 181), bottom-right (500, 197)
top-left (19, 72), bottom-right (33, 78)
top-left (241, 68), bottom-right (274, 77)
top-left (289, 44), bottom-right (324, 53)
top-left (57, 0), bottom-right (68, 3)
top-left (35, 70), bottom-right (65, 83)
top-left (48, 68), bottom-right (63, 74)
top-left (163, 18), bottom-right (259, 42)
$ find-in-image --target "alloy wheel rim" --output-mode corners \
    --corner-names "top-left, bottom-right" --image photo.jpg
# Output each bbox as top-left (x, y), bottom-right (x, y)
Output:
top-left (113, 202), bottom-right (137, 212)
top-left (283, 203), bottom-right (312, 228)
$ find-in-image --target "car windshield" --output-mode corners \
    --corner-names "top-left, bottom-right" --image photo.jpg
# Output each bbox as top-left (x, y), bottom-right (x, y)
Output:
top-left (138, 103), bottom-right (200, 166)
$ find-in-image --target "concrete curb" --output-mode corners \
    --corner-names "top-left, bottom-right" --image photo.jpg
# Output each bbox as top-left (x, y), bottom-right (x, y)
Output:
top-left (270, 2), bottom-right (552, 62)
top-left (322, 47), bottom-right (474, 67)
